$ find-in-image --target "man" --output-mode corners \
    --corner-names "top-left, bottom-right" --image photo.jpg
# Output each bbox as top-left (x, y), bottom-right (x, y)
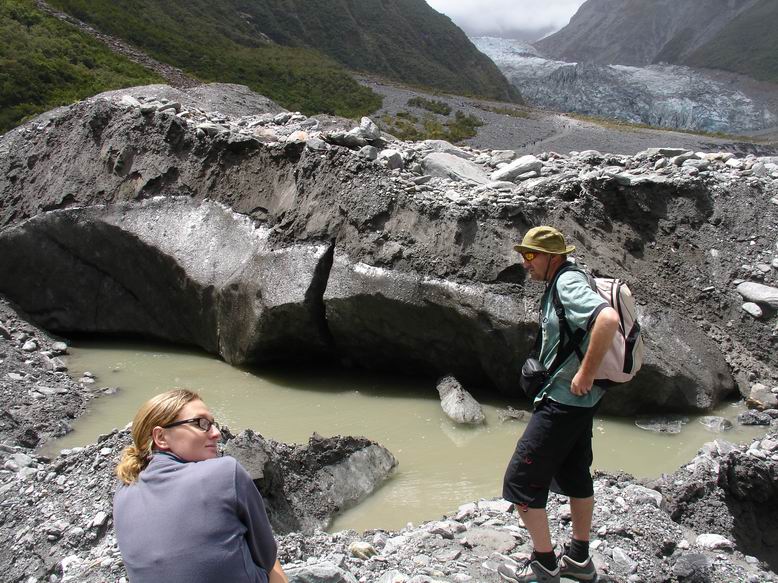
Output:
top-left (499, 226), bottom-right (619, 583)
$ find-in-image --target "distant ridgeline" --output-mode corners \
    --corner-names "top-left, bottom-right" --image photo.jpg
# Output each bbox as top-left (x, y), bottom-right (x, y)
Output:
top-left (535, 0), bottom-right (778, 83)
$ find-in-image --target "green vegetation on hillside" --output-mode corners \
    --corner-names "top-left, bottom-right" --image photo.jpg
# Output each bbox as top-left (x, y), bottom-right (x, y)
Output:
top-left (0, 0), bottom-right (163, 133)
top-left (684, 0), bottom-right (778, 83)
top-left (47, 0), bottom-right (382, 118)
top-left (406, 97), bottom-right (452, 116)
top-left (381, 110), bottom-right (483, 143)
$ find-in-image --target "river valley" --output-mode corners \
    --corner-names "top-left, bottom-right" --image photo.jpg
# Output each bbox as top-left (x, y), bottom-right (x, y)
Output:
top-left (46, 339), bottom-right (770, 533)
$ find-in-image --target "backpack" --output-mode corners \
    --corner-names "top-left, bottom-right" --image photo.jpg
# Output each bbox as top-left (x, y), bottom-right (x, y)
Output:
top-left (544, 263), bottom-right (644, 386)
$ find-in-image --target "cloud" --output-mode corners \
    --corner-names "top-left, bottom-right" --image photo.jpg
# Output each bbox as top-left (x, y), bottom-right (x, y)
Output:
top-left (427, 0), bottom-right (586, 38)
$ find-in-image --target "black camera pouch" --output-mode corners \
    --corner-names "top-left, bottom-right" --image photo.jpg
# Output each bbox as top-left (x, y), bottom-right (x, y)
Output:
top-left (520, 357), bottom-right (548, 400)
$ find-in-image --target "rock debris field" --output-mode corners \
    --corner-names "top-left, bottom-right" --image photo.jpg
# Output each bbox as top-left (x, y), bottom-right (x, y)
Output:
top-left (1, 83), bottom-right (778, 582)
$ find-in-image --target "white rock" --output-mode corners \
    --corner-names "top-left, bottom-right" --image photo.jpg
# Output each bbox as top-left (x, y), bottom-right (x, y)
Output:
top-left (116, 95), bottom-right (141, 110)
top-left (736, 282), bottom-right (778, 308)
top-left (477, 499), bottom-right (514, 513)
top-left (90, 511), bottom-right (108, 528)
top-left (436, 376), bottom-right (485, 424)
top-left (285, 130), bottom-right (308, 144)
top-left (696, 533), bottom-right (734, 551)
top-left (490, 155), bottom-right (542, 182)
top-left (359, 117), bottom-right (381, 141)
top-left (22, 340), bottom-right (38, 352)
top-left (383, 535), bottom-right (409, 555)
top-left (348, 541), bottom-right (377, 559)
top-left (377, 149), bottom-right (404, 170)
top-left (36, 386), bottom-right (68, 396)
top-left (742, 302), bottom-right (763, 318)
top-left (422, 152), bottom-right (489, 185)
top-left (377, 570), bottom-right (408, 583)
top-left (623, 484), bottom-right (663, 508)
top-left (422, 140), bottom-right (473, 160)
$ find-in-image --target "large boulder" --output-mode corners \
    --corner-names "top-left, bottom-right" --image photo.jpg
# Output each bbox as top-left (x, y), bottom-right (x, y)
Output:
top-left (0, 198), bottom-right (333, 365)
top-left (223, 430), bottom-right (397, 533)
top-left (323, 254), bottom-right (530, 395)
top-left (490, 154), bottom-right (542, 182)
top-left (599, 304), bottom-right (736, 415)
top-left (421, 152), bottom-right (489, 184)
top-left (436, 375), bottom-right (485, 424)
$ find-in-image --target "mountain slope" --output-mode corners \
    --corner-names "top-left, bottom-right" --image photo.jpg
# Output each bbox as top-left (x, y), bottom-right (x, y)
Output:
top-left (48, 0), bottom-right (521, 114)
top-left (240, 0), bottom-right (522, 103)
top-left (684, 0), bottom-right (778, 83)
top-left (534, 0), bottom-right (776, 82)
top-left (0, 0), bottom-right (163, 133)
top-left (47, 0), bottom-right (382, 118)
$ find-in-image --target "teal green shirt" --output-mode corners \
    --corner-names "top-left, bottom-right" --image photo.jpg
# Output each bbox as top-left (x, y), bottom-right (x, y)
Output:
top-left (535, 268), bottom-right (607, 408)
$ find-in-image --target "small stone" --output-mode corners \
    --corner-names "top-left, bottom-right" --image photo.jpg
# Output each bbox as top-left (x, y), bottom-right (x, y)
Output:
top-left (36, 386), bottom-right (68, 396)
top-left (50, 341), bottom-right (68, 354)
top-left (349, 541), bottom-right (378, 560)
top-left (285, 130), bottom-right (308, 144)
top-left (377, 571), bottom-right (408, 583)
top-left (356, 145), bottom-right (378, 161)
top-left (738, 410), bottom-right (772, 425)
top-left (90, 511), bottom-right (108, 528)
top-left (428, 520), bottom-right (465, 539)
top-left (736, 282), bottom-right (778, 309)
top-left (22, 340), bottom-right (38, 352)
top-left (612, 547), bottom-right (638, 573)
top-left (378, 149), bottom-right (404, 170)
top-left (359, 117), bottom-right (381, 141)
top-left (698, 416), bottom-right (733, 433)
top-left (695, 533), bottom-right (734, 551)
top-left (742, 302), bottom-right (763, 318)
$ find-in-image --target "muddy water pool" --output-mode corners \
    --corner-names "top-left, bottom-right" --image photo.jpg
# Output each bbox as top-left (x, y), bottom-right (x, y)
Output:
top-left (46, 340), bottom-right (768, 532)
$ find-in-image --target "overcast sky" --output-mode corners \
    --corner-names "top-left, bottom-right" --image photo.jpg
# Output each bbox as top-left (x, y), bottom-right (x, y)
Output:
top-left (426, 0), bottom-right (587, 41)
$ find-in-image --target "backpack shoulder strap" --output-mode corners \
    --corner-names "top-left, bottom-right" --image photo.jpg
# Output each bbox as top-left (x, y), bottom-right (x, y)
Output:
top-left (547, 263), bottom-right (586, 372)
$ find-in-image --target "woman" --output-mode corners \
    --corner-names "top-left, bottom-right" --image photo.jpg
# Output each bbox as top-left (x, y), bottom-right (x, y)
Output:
top-left (113, 389), bottom-right (288, 583)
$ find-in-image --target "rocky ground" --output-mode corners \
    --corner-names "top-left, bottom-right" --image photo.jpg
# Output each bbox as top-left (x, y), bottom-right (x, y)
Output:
top-left (359, 76), bottom-right (778, 157)
top-left (1, 352), bottom-right (777, 583)
top-left (0, 297), bottom-right (88, 450)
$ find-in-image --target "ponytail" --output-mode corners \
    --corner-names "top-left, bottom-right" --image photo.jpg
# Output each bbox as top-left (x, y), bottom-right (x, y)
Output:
top-left (116, 443), bottom-right (152, 484)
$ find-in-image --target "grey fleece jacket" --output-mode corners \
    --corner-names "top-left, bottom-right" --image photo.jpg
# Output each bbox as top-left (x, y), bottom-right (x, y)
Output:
top-left (113, 452), bottom-right (276, 583)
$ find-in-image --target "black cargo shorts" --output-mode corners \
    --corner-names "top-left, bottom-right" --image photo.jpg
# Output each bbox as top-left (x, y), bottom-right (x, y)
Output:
top-left (502, 397), bottom-right (599, 509)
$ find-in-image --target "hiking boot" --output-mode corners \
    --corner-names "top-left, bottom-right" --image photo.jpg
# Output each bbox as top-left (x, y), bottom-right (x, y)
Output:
top-left (498, 556), bottom-right (561, 583)
top-left (558, 546), bottom-right (598, 582)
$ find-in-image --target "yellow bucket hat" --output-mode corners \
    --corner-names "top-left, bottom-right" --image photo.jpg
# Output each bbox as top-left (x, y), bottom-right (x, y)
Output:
top-left (513, 226), bottom-right (575, 255)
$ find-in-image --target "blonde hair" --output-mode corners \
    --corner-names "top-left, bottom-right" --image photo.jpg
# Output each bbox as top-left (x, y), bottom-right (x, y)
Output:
top-left (116, 389), bottom-right (201, 484)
